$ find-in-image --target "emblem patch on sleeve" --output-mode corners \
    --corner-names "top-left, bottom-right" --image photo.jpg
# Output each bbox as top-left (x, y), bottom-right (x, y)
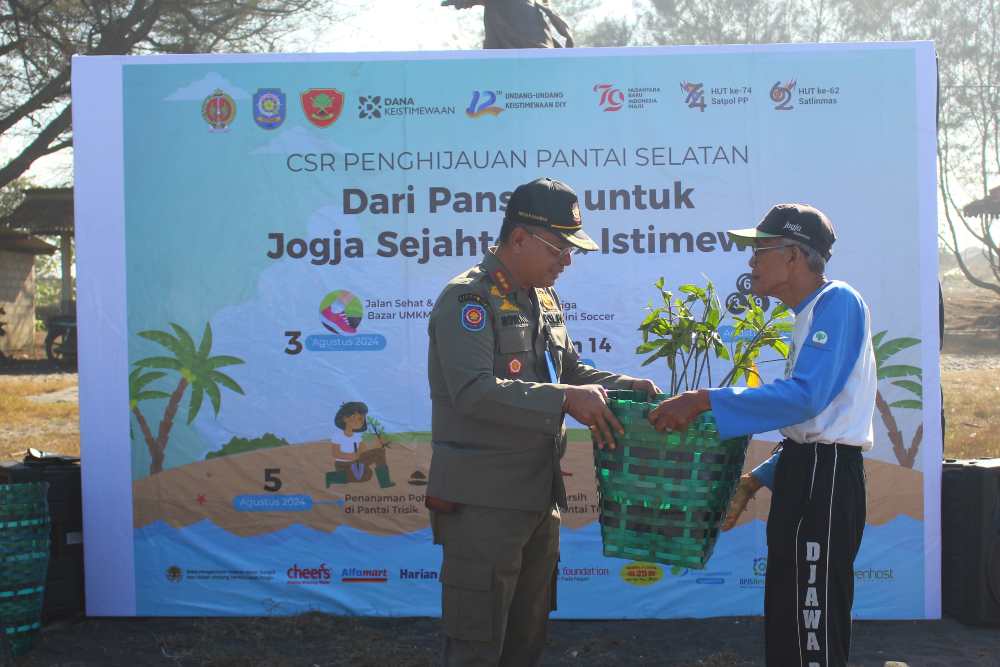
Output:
top-left (811, 330), bottom-right (828, 345)
top-left (461, 304), bottom-right (487, 332)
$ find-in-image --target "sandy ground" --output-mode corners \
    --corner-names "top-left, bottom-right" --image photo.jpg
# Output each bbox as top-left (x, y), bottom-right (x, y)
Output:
top-left (14, 614), bottom-right (1000, 666)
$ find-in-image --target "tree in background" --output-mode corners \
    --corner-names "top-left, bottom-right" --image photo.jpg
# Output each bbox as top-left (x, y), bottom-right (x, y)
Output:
top-left (934, 0), bottom-right (1000, 296)
top-left (0, 0), bottom-right (345, 192)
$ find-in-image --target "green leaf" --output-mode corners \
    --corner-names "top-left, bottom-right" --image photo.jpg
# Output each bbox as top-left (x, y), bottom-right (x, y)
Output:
top-left (210, 370), bottom-right (245, 395)
top-left (136, 390), bottom-right (171, 401)
top-left (877, 364), bottom-right (922, 380)
top-left (891, 379), bottom-right (923, 399)
top-left (207, 355), bottom-right (245, 370)
top-left (875, 337), bottom-right (920, 364)
top-left (198, 322), bottom-right (213, 358)
top-left (134, 356), bottom-right (184, 371)
top-left (187, 385), bottom-right (204, 424)
top-left (204, 381), bottom-right (222, 415)
top-left (138, 329), bottom-right (183, 355)
top-left (888, 399), bottom-right (922, 409)
top-left (871, 330), bottom-right (887, 350)
top-left (169, 322), bottom-right (198, 357)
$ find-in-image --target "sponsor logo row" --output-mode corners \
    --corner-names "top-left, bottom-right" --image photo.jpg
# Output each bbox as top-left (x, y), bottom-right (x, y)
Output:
top-left (166, 559), bottom-right (895, 586)
top-left (201, 79), bottom-right (842, 131)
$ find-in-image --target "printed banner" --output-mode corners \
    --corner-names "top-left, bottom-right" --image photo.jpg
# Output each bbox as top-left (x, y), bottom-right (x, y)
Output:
top-left (72, 42), bottom-right (940, 618)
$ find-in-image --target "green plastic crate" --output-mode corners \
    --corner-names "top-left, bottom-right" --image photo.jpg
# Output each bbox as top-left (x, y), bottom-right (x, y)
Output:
top-left (593, 390), bottom-right (748, 570)
top-left (0, 482), bottom-right (49, 657)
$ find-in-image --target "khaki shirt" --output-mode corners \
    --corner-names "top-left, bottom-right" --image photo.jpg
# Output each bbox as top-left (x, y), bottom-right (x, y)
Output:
top-left (426, 249), bottom-right (636, 511)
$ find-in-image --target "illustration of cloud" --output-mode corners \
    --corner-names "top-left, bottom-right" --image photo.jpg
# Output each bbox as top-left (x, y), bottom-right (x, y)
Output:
top-left (250, 126), bottom-right (353, 156)
top-left (165, 73), bottom-right (250, 102)
top-left (189, 206), bottom-right (440, 456)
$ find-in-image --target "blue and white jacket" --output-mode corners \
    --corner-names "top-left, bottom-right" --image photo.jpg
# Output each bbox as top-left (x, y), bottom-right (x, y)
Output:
top-left (709, 280), bottom-right (877, 459)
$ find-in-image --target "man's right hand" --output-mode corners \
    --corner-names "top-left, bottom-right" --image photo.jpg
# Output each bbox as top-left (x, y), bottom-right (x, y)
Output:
top-left (562, 384), bottom-right (623, 449)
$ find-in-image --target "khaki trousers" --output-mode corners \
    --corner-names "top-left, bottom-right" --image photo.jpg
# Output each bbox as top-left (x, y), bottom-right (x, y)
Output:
top-left (431, 504), bottom-right (560, 667)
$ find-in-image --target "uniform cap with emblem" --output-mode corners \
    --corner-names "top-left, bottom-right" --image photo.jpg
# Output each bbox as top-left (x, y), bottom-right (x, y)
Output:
top-left (727, 203), bottom-right (837, 261)
top-left (504, 177), bottom-right (599, 252)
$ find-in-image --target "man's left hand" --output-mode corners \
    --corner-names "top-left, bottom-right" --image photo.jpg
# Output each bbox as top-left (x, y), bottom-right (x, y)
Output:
top-left (631, 378), bottom-right (662, 398)
top-left (648, 390), bottom-right (710, 432)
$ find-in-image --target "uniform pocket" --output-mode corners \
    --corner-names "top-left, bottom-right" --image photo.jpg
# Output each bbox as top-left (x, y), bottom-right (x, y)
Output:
top-left (440, 556), bottom-right (494, 641)
top-left (495, 327), bottom-right (532, 378)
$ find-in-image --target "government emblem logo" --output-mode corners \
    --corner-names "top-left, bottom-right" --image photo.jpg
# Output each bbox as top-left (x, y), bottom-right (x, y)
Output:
top-left (461, 304), bottom-right (487, 332)
top-left (253, 88), bottom-right (286, 130)
top-left (508, 358), bottom-right (522, 375)
top-left (358, 95), bottom-right (382, 119)
top-left (202, 89), bottom-right (236, 131)
top-left (770, 79), bottom-right (796, 111)
top-left (301, 88), bottom-right (345, 127)
top-left (680, 81), bottom-right (706, 112)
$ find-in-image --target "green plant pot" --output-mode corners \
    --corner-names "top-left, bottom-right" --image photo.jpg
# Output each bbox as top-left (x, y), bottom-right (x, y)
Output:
top-left (593, 390), bottom-right (748, 570)
top-left (0, 482), bottom-right (50, 657)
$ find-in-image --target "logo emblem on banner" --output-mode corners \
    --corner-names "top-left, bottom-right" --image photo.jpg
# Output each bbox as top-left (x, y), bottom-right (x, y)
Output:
top-left (320, 290), bottom-right (363, 334)
top-left (301, 88), bottom-right (345, 127)
top-left (253, 88), bottom-right (286, 129)
top-left (461, 304), bottom-right (487, 332)
top-left (771, 79), bottom-right (796, 110)
top-left (202, 89), bottom-right (236, 131)
top-left (466, 90), bottom-right (502, 118)
top-left (359, 96), bottom-right (382, 119)
top-left (593, 83), bottom-right (624, 112)
top-left (680, 81), bottom-right (706, 112)
top-left (166, 566), bottom-right (183, 583)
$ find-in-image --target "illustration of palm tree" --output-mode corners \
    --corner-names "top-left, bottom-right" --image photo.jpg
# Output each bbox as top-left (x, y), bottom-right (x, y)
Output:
top-left (873, 330), bottom-right (922, 468)
top-left (132, 322), bottom-right (245, 474)
top-left (128, 368), bottom-right (170, 452)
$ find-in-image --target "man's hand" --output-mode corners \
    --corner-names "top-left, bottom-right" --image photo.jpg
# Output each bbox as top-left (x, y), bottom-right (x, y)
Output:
top-left (630, 378), bottom-right (662, 399)
top-left (647, 389), bottom-right (711, 432)
top-left (563, 384), bottom-right (623, 449)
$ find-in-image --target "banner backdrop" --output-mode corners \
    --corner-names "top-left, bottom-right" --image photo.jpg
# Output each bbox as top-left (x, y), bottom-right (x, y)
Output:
top-left (73, 42), bottom-right (940, 618)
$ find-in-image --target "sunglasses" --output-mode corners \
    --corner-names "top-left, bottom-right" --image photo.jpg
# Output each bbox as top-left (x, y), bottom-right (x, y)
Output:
top-left (750, 242), bottom-right (797, 257)
top-left (529, 231), bottom-right (582, 260)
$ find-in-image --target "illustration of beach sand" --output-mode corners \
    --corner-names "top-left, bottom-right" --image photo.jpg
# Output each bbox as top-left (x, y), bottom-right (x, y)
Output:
top-left (133, 437), bottom-right (922, 536)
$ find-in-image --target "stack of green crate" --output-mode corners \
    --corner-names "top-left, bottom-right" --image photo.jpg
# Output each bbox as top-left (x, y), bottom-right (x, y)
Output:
top-left (593, 390), bottom-right (748, 569)
top-left (0, 482), bottom-right (50, 657)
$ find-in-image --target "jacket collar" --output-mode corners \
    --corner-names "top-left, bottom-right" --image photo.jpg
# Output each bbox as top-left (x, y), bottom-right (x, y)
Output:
top-left (481, 247), bottom-right (517, 296)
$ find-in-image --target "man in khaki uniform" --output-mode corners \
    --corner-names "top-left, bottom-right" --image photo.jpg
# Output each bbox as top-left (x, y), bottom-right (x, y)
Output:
top-left (426, 177), bottom-right (660, 666)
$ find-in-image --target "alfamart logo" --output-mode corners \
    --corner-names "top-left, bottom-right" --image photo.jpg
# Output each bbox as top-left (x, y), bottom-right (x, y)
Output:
top-left (305, 290), bottom-right (387, 352)
top-left (342, 567), bottom-right (389, 583)
top-left (620, 562), bottom-right (664, 586)
top-left (287, 563), bottom-right (332, 584)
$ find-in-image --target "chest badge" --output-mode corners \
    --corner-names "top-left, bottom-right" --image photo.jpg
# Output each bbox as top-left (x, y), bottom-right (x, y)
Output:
top-left (499, 298), bottom-right (520, 312)
top-left (537, 290), bottom-right (558, 312)
top-left (508, 358), bottom-right (523, 375)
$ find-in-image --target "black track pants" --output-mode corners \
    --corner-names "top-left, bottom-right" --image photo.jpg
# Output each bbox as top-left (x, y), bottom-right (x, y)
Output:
top-left (765, 441), bottom-right (866, 667)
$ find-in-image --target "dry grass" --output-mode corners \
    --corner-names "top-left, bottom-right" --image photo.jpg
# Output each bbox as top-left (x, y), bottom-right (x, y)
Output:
top-left (942, 367), bottom-right (1000, 460)
top-left (1, 365), bottom-right (998, 464)
top-left (0, 374), bottom-right (80, 460)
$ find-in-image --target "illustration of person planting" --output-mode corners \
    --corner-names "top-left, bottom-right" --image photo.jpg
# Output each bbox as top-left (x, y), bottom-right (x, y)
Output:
top-left (325, 401), bottom-right (396, 489)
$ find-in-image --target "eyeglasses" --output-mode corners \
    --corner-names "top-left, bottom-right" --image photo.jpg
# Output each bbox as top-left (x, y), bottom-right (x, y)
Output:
top-left (529, 232), bottom-right (581, 260)
top-left (750, 242), bottom-right (797, 257)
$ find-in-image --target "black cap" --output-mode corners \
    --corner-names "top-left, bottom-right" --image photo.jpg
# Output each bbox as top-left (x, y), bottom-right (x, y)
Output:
top-left (504, 177), bottom-right (599, 252)
top-left (728, 203), bottom-right (836, 260)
